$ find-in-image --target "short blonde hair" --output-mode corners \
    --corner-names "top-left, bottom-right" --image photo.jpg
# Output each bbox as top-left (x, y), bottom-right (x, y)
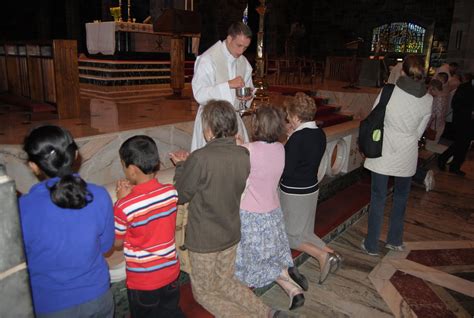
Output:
top-left (284, 92), bottom-right (317, 122)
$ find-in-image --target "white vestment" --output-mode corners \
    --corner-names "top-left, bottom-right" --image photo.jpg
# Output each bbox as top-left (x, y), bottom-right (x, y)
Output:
top-left (191, 41), bottom-right (253, 152)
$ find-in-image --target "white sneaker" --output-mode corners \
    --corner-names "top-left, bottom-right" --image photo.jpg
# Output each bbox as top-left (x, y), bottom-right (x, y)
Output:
top-left (385, 243), bottom-right (405, 251)
top-left (423, 170), bottom-right (435, 192)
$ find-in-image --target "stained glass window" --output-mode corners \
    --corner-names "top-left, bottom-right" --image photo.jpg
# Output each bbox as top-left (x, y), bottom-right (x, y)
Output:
top-left (371, 22), bottom-right (425, 54)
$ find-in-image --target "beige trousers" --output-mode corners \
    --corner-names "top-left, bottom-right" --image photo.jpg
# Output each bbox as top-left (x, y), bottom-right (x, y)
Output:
top-left (189, 244), bottom-right (270, 318)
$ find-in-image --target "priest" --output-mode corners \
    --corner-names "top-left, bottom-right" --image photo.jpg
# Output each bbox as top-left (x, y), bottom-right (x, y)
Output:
top-left (190, 21), bottom-right (254, 151)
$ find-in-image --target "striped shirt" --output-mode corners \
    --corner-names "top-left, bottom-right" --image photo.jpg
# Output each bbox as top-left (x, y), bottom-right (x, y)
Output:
top-left (114, 178), bottom-right (180, 290)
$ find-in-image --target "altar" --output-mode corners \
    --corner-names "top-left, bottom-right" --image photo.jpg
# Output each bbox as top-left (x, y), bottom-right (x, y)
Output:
top-left (85, 19), bottom-right (199, 96)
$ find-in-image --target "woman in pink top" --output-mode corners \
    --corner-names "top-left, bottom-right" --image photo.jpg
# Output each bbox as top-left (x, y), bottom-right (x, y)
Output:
top-left (235, 106), bottom-right (306, 310)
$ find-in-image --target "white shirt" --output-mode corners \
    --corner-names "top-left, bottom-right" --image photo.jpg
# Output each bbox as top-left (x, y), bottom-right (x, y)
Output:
top-left (190, 41), bottom-right (253, 151)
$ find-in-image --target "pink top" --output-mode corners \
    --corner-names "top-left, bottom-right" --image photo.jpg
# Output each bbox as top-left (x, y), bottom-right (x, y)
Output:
top-left (240, 141), bottom-right (285, 213)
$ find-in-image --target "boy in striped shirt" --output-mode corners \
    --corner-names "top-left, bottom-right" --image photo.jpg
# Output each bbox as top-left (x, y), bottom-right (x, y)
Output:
top-left (114, 135), bottom-right (184, 318)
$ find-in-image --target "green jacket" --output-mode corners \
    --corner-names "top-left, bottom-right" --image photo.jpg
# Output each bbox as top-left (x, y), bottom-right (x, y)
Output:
top-left (174, 137), bottom-right (250, 253)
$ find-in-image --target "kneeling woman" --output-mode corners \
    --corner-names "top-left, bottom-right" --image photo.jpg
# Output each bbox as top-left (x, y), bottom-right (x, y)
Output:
top-left (280, 93), bottom-right (342, 284)
top-left (235, 105), bottom-right (306, 310)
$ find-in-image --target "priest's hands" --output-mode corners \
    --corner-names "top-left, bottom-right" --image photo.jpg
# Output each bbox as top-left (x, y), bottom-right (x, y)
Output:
top-left (228, 76), bottom-right (245, 89)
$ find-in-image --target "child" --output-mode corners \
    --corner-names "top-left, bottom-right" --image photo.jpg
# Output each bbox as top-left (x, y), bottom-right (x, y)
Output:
top-left (428, 72), bottom-right (449, 143)
top-left (235, 105), bottom-right (306, 310)
top-left (19, 125), bottom-right (115, 317)
top-left (171, 100), bottom-right (285, 318)
top-left (114, 135), bottom-right (184, 318)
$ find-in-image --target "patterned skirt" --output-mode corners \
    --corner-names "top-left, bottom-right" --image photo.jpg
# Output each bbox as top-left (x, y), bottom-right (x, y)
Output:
top-left (235, 207), bottom-right (294, 288)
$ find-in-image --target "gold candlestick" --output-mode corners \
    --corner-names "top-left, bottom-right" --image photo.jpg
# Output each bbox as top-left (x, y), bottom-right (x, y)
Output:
top-left (118, 0), bottom-right (123, 21)
top-left (253, 0), bottom-right (269, 105)
top-left (127, 0), bottom-right (132, 22)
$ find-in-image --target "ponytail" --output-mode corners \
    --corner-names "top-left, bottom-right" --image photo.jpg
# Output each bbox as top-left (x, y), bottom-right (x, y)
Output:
top-left (24, 125), bottom-right (93, 209)
top-left (49, 174), bottom-right (92, 209)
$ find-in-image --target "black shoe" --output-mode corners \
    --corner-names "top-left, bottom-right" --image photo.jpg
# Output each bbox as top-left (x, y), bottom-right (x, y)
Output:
top-left (289, 293), bottom-right (305, 310)
top-left (437, 157), bottom-right (446, 171)
top-left (288, 266), bottom-right (308, 291)
top-left (272, 310), bottom-right (292, 318)
top-left (449, 169), bottom-right (466, 176)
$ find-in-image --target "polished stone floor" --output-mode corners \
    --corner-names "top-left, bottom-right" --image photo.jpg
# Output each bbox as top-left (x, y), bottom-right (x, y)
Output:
top-left (260, 151), bottom-right (474, 317)
top-left (0, 80), bottom-right (378, 144)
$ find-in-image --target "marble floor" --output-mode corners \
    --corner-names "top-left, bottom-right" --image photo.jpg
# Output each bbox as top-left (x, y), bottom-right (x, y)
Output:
top-left (260, 151), bottom-right (474, 317)
top-left (0, 80), bottom-right (378, 144)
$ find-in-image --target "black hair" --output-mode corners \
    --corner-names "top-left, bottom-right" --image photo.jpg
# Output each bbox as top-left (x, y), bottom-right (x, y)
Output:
top-left (23, 125), bottom-right (92, 209)
top-left (119, 135), bottom-right (160, 174)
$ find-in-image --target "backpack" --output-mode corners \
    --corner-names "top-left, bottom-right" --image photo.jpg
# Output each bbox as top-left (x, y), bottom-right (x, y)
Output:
top-left (358, 84), bottom-right (395, 158)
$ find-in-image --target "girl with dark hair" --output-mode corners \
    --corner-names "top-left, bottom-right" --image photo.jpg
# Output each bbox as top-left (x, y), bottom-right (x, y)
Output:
top-left (19, 125), bottom-right (115, 317)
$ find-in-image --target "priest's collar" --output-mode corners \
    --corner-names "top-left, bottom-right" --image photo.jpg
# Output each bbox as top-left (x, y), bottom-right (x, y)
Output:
top-left (221, 40), bottom-right (237, 63)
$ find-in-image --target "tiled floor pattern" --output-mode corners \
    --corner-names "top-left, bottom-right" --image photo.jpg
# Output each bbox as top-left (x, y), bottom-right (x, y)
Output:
top-left (260, 151), bottom-right (473, 317)
top-left (369, 242), bottom-right (474, 318)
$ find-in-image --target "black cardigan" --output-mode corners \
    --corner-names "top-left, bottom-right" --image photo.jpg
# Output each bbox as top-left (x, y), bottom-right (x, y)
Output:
top-left (280, 127), bottom-right (327, 195)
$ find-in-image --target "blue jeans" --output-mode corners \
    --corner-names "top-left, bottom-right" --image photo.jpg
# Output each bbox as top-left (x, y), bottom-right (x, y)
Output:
top-left (364, 171), bottom-right (412, 253)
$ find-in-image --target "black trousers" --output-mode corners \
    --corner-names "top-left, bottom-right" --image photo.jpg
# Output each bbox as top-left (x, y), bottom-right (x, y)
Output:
top-left (127, 279), bottom-right (186, 318)
top-left (439, 122), bottom-right (472, 171)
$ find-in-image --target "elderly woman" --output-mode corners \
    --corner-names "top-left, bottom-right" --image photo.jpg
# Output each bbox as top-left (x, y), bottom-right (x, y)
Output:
top-left (171, 100), bottom-right (285, 318)
top-left (235, 105), bottom-right (305, 310)
top-left (361, 55), bottom-right (432, 255)
top-left (280, 92), bottom-right (342, 285)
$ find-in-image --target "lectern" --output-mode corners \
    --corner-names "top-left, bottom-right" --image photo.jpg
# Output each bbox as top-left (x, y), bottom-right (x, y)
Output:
top-left (153, 9), bottom-right (201, 97)
top-left (342, 38), bottom-right (363, 89)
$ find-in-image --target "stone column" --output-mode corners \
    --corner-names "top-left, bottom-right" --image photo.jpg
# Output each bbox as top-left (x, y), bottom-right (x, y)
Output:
top-left (0, 165), bottom-right (34, 317)
top-left (447, 0), bottom-right (474, 71)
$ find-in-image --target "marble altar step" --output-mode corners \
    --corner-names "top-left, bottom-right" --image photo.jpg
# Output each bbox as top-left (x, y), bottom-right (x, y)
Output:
top-left (78, 58), bottom-right (195, 86)
top-left (79, 84), bottom-right (173, 100)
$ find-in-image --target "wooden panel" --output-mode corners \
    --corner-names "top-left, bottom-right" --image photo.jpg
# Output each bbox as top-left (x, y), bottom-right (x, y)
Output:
top-left (324, 56), bottom-right (363, 82)
top-left (53, 40), bottom-right (80, 118)
top-left (170, 36), bottom-right (184, 95)
top-left (42, 59), bottom-right (56, 103)
top-left (19, 57), bottom-right (30, 97)
top-left (0, 56), bottom-right (7, 92)
top-left (5, 56), bottom-right (21, 96)
top-left (27, 58), bottom-right (45, 101)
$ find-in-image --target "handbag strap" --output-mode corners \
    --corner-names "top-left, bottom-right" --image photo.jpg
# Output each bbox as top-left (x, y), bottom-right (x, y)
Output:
top-left (375, 84), bottom-right (395, 114)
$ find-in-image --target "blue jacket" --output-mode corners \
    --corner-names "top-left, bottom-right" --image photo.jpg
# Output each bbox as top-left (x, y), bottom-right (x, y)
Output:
top-left (19, 177), bottom-right (114, 314)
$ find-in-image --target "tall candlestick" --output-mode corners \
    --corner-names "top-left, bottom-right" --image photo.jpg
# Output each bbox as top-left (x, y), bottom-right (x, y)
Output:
top-left (119, 0), bottom-right (123, 21)
top-left (128, 0), bottom-right (131, 22)
top-left (253, 0), bottom-right (268, 103)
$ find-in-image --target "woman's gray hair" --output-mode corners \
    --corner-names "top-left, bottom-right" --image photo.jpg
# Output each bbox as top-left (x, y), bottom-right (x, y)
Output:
top-left (201, 100), bottom-right (238, 138)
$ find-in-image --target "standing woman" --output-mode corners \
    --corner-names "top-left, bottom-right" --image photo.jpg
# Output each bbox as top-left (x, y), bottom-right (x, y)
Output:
top-left (280, 93), bottom-right (342, 284)
top-left (361, 55), bottom-right (432, 255)
top-left (19, 125), bottom-right (115, 317)
top-left (235, 105), bottom-right (306, 310)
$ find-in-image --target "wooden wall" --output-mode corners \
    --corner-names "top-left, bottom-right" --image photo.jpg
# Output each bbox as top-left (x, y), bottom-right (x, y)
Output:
top-left (0, 40), bottom-right (80, 119)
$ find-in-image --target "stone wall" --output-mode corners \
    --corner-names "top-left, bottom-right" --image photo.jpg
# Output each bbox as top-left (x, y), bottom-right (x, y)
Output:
top-left (447, 0), bottom-right (474, 72)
